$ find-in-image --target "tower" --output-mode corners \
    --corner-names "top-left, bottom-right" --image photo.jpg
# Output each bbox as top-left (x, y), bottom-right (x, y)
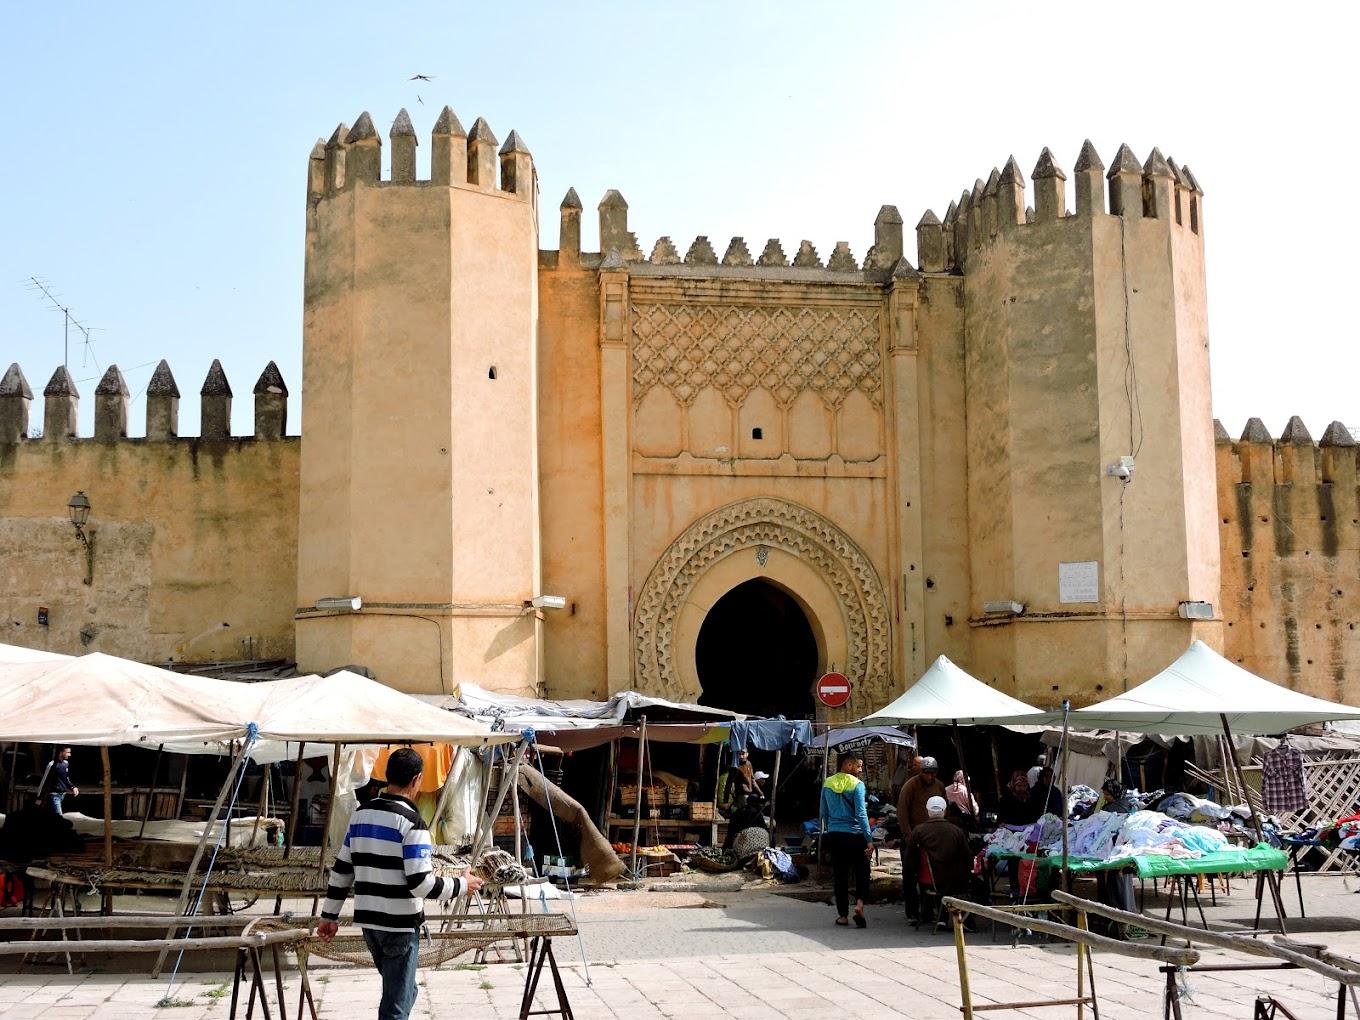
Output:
top-left (296, 107), bottom-right (542, 694)
top-left (940, 142), bottom-right (1218, 703)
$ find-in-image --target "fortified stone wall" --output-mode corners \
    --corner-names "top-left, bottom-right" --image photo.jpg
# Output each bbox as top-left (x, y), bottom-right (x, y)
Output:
top-left (1216, 417), bottom-right (1360, 703)
top-left (0, 360), bottom-right (299, 663)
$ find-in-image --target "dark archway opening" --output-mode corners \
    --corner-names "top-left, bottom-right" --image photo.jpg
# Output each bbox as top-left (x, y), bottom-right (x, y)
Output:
top-left (695, 578), bottom-right (818, 719)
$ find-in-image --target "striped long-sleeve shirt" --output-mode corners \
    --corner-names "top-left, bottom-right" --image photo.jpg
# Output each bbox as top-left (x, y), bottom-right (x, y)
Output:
top-left (320, 793), bottom-right (464, 932)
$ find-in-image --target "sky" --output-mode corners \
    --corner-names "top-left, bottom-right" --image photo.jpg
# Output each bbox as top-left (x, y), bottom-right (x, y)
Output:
top-left (1, 2), bottom-right (1355, 439)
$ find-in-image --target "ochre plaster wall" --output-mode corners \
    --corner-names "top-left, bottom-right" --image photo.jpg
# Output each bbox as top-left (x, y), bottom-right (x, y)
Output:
top-left (0, 438), bottom-right (298, 662)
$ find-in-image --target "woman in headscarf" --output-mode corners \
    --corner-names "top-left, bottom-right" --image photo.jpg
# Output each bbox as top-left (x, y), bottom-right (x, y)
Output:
top-left (997, 769), bottom-right (1041, 825)
top-left (944, 770), bottom-right (979, 819)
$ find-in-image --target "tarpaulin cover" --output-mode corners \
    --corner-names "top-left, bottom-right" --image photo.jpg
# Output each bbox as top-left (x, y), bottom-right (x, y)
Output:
top-left (1070, 640), bottom-right (1360, 735)
top-left (810, 726), bottom-right (916, 752)
top-left (727, 719), bottom-right (814, 754)
top-left (0, 643), bottom-right (70, 664)
top-left (860, 655), bottom-right (1057, 726)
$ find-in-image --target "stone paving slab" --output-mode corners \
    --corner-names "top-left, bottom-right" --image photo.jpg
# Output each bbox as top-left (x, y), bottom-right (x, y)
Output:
top-left (4, 940), bottom-right (1359, 1019)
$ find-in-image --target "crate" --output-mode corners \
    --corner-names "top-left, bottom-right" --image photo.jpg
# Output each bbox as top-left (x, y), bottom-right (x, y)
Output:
top-left (664, 783), bottom-right (689, 806)
top-left (689, 802), bottom-right (716, 822)
top-left (619, 784), bottom-right (665, 807)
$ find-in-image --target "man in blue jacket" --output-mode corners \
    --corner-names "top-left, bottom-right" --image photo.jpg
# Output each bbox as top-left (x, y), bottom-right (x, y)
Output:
top-left (820, 751), bottom-right (873, 928)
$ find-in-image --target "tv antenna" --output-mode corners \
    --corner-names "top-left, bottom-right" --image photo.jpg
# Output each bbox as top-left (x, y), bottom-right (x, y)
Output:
top-left (25, 276), bottom-right (101, 371)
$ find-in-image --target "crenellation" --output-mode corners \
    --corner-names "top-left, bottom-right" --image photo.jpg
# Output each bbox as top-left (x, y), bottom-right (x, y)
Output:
top-left (996, 157), bottom-right (1025, 231)
top-left (1320, 421), bottom-right (1358, 485)
top-left (253, 361), bottom-right (289, 439)
top-left (953, 190), bottom-right (971, 263)
top-left (145, 359), bottom-right (180, 441)
top-left (466, 116), bottom-right (498, 189)
top-left (649, 236), bottom-right (680, 265)
top-left (968, 179), bottom-right (986, 249)
top-left (757, 239), bottom-right (787, 267)
top-left (307, 139), bottom-right (325, 204)
top-left (792, 240), bottom-right (822, 268)
top-left (0, 363), bottom-right (32, 443)
top-left (42, 365), bottom-right (79, 441)
top-left (93, 364), bottom-right (130, 441)
top-left (684, 236), bottom-right (718, 266)
top-left (389, 108), bottom-right (417, 184)
top-left (1107, 143), bottom-right (1143, 219)
top-left (721, 237), bottom-right (753, 267)
top-left (343, 112), bottom-right (381, 184)
top-left (1031, 147), bottom-right (1066, 223)
top-left (1073, 139), bottom-right (1105, 217)
top-left (431, 105), bottom-right (467, 185)
top-left (200, 359), bottom-right (232, 440)
top-left (1278, 415), bottom-right (1318, 485)
top-left (1238, 417), bottom-right (1275, 485)
top-left (498, 130), bottom-right (534, 199)
top-left (559, 188), bottom-right (582, 264)
top-left (1141, 147), bottom-right (1175, 220)
top-left (981, 168), bottom-right (1000, 237)
top-left (942, 201), bottom-right (958, 269)
top-left (323, 123), bottom-right (349, 193)
top-left (1166, 157), bottom-right (1186, 225)
top-left (598, 190), bottom-right (630, 256)
top-left (826, 241), bottom-right (858, 272)
top-left (915, 209), bottom-right (944, 272)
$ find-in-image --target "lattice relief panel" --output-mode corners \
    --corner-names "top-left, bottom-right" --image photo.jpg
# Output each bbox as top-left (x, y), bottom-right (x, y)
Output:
top-left (631, 302), bottom-right (882, 410)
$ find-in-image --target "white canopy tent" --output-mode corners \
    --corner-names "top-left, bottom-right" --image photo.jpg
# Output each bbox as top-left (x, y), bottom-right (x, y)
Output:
top-left (860, 654), bottom-right (1058, 726)
top-left (1070, 640), bottom-right (1360, 736)
top-left (0, 643), bottom-right (70, 664)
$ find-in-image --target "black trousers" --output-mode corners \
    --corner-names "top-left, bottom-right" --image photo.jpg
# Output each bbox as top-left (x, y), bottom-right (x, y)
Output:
top-left (826, 831), bottom-right (871, 917)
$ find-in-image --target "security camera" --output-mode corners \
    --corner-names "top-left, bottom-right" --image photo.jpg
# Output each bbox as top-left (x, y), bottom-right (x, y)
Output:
top-left (1106, 456), bottom-right (1135, 482)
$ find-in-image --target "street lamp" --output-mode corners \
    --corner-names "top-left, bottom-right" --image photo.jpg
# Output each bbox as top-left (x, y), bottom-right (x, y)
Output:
top-left (66, 491), bottom-right (94, 585)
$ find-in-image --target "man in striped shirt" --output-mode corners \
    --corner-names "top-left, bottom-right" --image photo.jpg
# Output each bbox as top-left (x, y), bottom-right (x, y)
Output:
top-left (318, 747), bottom-right (483, 1019)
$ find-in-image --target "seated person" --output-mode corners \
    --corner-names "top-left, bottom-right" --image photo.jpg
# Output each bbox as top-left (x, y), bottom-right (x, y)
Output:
top-left (0, 797), bottom-right (86, 863)
top-left (1035, 766), bottom-right (1066, 818)
top-left (724, 793), bottom-right (771, 860)
top-left (1097, 778), bottom-right (1136, 814)
top-left (997, 769), bottom-right (1041, 825)
top-left (906, 796), bottom-right (975, 925)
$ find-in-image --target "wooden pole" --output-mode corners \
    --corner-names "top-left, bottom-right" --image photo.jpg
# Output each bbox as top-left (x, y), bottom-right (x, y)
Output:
top-left (1114, 731), bottom-right (1123, 788)
top-left (6, 742), bottom-right (19, 810)
top-left (1059, 702), bottom-right (1071, 892)
top-left (100, 746), bottom-right (113, 868)
top-left (272, 742), bottom-right (307, 916)
top-left (817, 722), bottom-right (831, 866)
top-left (137, 744), bottom-right (165, 839)
top-left (312, 744), bottom-right (342, 913)
top-left (249, 763), bottom-right (271, 848)
top-left (766, 748), bottom-right (783, 838)
top-left (153, 738), bottom-right (253, 977)
top-left (629, 716), bottom-right (647, 879)
top-left (1219, 713), bottom-right (1289, 933)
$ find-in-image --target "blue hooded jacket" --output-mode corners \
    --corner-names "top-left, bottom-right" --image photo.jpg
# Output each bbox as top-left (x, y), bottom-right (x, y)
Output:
top-left (820, 772), bottom-right (872, 840)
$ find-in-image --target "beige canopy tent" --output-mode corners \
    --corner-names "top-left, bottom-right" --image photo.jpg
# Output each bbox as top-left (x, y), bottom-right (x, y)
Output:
top-left (860, 654), bottom-right (1057, 726)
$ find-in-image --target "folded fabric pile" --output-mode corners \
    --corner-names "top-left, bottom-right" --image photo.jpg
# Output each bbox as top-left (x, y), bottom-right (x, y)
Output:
top-left (473, 847), bottom-right (529, 885)
top-left (1068, 785), bottom-right (1100, 818)
top-left (1157, 792), bottom-right (1248, 825)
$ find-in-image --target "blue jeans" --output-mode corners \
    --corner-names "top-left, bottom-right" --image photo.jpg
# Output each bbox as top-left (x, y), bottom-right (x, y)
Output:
top-left (362, 928), bottom-right (420, 1020)
top-left (48, 793), bottom-right (64, 815)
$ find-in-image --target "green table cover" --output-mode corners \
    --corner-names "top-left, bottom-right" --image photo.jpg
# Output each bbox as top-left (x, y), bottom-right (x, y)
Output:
top-left (992, 843), bottom-right (1287, 879)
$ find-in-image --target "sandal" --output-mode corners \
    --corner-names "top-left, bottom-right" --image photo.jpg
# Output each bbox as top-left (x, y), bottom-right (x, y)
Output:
top-left (853, 912), bottom-right (867, 929)
top-left (834, 917), bottom-right (850, 927)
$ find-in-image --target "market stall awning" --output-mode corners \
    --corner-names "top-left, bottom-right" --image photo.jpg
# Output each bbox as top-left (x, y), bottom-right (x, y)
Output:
top-left (811, 726), bottom-right (916, 752)
top-left (1069, 640), bottom-right (1360, 736)
top-left (448, 682), bottom-right (744, 723)
top-left (859, 655), bottom-right (1057, 726)
top-left (0, 642), bottom-right (70, 664)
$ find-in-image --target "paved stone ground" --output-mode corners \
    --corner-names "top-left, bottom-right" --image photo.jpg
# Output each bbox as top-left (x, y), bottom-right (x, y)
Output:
top-left (3, 872), bottom-right (1359, 1018)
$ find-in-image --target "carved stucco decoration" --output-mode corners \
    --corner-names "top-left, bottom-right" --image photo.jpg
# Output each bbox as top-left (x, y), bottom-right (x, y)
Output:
top-left (633, 497), bottom-right (892, 707)
top-left (631, 302), bottom-right (882, 410)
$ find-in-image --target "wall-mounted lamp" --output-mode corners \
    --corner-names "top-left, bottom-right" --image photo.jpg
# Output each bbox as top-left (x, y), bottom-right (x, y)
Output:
top-left (528, 595), bottom-right (567, 611)
top-left (982, 600), bottom-right (1025, 616)
top-left (66, 491), bottom-right (94, 585)
top-left (315, 596), bottom-right (363, 612)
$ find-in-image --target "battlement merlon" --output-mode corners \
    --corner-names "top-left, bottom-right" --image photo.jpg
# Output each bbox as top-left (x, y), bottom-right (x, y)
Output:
top-left (0, 360), bottom-right (294, 444)
top-left (1216, 416), bottom-right (1360, 487)
top-left (310, 107), bottom-right (534, 204)
top-left (919, 142), bottom-right (1205, 273)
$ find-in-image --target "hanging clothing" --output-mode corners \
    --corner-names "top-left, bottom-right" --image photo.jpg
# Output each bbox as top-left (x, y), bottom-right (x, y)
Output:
top-left (1261, 741), bottom-right (1307, 814)
top-left (373, 745), bottom-right (454, 795)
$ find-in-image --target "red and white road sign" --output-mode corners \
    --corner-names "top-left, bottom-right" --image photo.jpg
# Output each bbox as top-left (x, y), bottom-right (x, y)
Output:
top-left (815, 671), bottom-right (852, 708)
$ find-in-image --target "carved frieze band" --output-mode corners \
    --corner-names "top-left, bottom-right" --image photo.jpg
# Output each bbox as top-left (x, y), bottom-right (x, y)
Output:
top-left (633, 497), bottom-right (892, 706)
top-left (631, 301), bottom-right (882, 410)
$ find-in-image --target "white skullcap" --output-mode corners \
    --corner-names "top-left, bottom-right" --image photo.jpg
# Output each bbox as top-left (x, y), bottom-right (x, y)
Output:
top-left (920, 756), bottom-right (939, 770)
top-left (926, 796), bottom-right (947, 817)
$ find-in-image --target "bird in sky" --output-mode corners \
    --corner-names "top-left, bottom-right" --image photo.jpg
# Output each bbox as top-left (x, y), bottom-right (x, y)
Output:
top-left (409, 74), bottom-right (434, 82)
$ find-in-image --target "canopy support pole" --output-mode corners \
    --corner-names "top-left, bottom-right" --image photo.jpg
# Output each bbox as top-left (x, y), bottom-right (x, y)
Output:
top-left (153, 739), bottom-right (253, 977)
top-left (1059, 700), bottom-right (1071, 892)
top-left (249, 763), bottom-right (270, 849)
top-left (950, 720), bottom-right (977, 821)
top-left (766, 748), bottom-right (783, 838)
top-left (137, 744), bottom-right (165, 840)
top-left (1114, 731), bottom-right (1123, 787)
top-left (469, 741), bottom-right (530, 862)
top-left (1218, 713), bottom-right (1289, 934)
top-left (817, 723), bottom-right (831, 868)
top-left (630, 716), bottom-right (648, 880)
top-left (273, 742), bottom-right (307, 915)
top-left (100, 746), bottom-right (113, 869)
top-left (312, 743), bottom-right (342, 916)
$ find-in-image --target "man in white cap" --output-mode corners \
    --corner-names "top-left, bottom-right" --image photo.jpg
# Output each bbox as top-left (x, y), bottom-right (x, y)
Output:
top-left (906, 795), bottom-right (974, 928)
top-left (896, 755), bottom-right (946, 921)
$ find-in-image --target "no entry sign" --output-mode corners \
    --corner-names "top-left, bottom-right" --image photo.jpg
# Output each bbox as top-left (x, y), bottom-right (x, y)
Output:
top-left (815, 671), bottom-right (852, 708)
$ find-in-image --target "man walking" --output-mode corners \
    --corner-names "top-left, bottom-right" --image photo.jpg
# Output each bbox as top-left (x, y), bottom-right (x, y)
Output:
top-left (821, 751), bottom-right (873, 929)
top-left (41, 747), bottom-right (79, 814)
top-left (317, 747), bottom-right (483, 1019)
